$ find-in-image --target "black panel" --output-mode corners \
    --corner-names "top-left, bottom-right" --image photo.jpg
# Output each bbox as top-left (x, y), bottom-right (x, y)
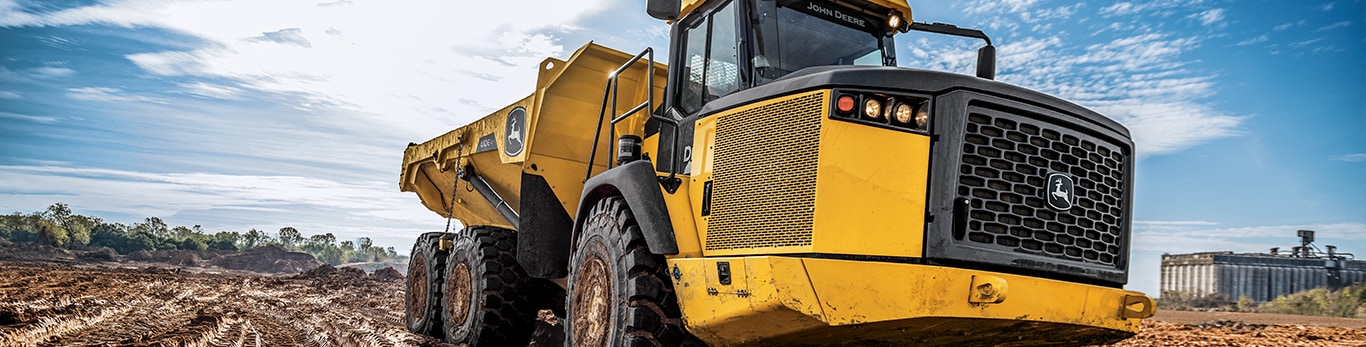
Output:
top-left (925, 91), bottom-right (1134, 287)
top-left (517, 173), bottom-right (574, 278)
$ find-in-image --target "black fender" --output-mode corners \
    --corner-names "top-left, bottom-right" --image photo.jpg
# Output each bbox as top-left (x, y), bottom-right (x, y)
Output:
top-left (515, 161), bottom-right (679, 279)
top-left (517, 172), bottom-right (575, 279)
top-left (574, 161), bottom-right (679, 256)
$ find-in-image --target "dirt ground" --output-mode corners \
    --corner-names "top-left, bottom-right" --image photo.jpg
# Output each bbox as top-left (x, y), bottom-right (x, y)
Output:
top-left (2, 260), bottom-right (1364, 346)
top-left (1108, 310), bottom-right (1366, 347)
top-left (0, 261), bottom-right (448, 347)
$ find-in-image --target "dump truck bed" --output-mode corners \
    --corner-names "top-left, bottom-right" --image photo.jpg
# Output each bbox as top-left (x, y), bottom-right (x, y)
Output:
top-left (399, 43), bottom-right (667, 228)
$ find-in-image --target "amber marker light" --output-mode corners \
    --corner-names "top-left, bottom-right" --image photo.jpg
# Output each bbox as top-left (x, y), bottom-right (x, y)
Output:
top-left (836, 94), bottom-right (856, 114)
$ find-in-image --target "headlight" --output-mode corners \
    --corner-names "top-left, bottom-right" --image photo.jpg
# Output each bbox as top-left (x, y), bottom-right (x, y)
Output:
top-left (914, 100), bottom-right (930, 129)
top-left (893, 102), bottom-right (914, 123)
top-left (863, 98), bottom-right (882, 119)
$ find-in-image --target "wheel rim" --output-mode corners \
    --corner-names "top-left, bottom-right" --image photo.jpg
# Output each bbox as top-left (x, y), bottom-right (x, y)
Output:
top-left (446, 262), bottom-right (473, 329)
top-left (572, 255), bottom-right (612, 347)
top-left (406, 255), bottom-right (430, 326)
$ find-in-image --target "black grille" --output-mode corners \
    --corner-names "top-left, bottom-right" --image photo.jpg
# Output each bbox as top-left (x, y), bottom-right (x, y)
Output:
top-left (957, 111), bottom-right (1128, 267)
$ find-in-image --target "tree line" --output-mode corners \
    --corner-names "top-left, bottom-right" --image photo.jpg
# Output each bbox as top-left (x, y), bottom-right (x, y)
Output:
top-left (1159, 282), bottom-right (1366, 318)
top-left (0, 203), bottom-right (404, 265)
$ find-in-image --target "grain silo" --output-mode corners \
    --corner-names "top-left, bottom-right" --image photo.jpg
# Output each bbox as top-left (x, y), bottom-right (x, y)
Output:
top-left (1159, 230), bottom-right (1365, 302)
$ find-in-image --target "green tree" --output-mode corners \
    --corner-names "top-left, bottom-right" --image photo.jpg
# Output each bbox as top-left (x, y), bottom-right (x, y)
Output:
top-left (210, 231), bottom-right (240, 251)
top-left (278, 227), bottom-right (302, 250)
top-left (178, 237), bottom-right (207, 251)
top-left (241, 229), bottom-right (267, 249)
top-left (171, 226), bottom-right (193, 239)
top-left (36, 218), bottom-right (69, 247)
top-left (40, 203), bottom-right (96, 247)
top-left (134, 217), bottom-right (170, 239)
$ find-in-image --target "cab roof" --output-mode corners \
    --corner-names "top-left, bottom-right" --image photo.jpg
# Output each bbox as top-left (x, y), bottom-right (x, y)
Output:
top-left (677, 0), bottom-right (913, 24)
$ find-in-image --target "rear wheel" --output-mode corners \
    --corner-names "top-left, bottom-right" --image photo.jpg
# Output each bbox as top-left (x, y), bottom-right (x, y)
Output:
top-left (441, 226), bottom-right (540, 345)
top-left (566, 197), bottom-right (701, 347)
top-left (405, 232), bottom-right (448, 336)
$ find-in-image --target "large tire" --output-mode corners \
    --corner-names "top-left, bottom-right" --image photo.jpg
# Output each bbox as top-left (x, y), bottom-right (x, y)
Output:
top-left (440, 226), bottom-right (541, 345)
top-left (405, 231), bottom-right (448, 336)
top-left (566, 197), bottom-right (701, 347)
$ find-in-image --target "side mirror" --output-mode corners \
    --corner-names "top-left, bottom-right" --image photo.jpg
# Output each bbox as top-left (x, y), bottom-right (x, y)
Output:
top-left (976, 45), bottom-right (996, 80)
top-left (647, 0), bottom-right (680, 21)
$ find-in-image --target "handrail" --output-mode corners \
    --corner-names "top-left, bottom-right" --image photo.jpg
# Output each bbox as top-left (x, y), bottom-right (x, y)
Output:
top-left (584, 47), bottom-right (684, 189)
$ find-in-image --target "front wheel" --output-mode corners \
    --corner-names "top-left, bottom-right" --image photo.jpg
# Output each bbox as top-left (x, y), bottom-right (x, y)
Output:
top-left (565, 197), bottom-right (701, 347)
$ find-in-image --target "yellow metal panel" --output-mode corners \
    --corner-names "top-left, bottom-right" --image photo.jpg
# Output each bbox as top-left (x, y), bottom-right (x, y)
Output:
top-left (670, 256), bottom-right (1149, 346)
top-left (810, 117), bottom-right (930, 258)
top-left (642, 133), bottom-right (704, 258)
top-left (689, 116), bottom-right (716, 255)
top-left (670, 257), bottom-right (826, 346)
top-left (801, 258), bottom-right (1145, 330)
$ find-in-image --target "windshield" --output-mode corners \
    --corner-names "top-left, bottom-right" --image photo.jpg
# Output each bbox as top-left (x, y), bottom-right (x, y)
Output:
top-left (751, 0), bottom-right (893, 84)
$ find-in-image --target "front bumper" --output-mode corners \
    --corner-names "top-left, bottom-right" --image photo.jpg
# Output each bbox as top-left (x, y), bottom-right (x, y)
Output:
top-left (668, 256), bottom-right (1153, 346)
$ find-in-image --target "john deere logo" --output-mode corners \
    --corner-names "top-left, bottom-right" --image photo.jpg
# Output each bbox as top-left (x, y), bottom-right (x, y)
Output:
top-left (504, 107), bottom-right (526, 156)
top-left (1045, 173), bottom-right (1074, 211)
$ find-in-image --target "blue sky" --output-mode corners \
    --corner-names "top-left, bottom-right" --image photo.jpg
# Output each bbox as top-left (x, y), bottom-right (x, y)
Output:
top-left (0, 0), bottom-right (1362, 296)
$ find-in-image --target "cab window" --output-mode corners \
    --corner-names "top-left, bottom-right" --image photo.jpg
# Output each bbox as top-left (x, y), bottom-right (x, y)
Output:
top-left (676, 0), bottom-right (739, 115)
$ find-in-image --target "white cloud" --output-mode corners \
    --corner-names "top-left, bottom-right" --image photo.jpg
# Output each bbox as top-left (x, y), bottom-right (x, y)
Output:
top-left (0, 111), bottom-right (59, 124)
top-left (246, 28), bottom-right (311, 48)
top-left (1274, 20), bottom-right (1307, 31)
top-left (1133, 220), bottom-right (1218, 226)
top-left (176, 82), bottom-right (243, 100)
top-left (0, 90), bottom-right (19, 100)
top-left (1332, 153), bottom-right (1366, 162)
top-left (1192, 8), bottom-right (1225, 27)
top-left (30, 66), bottom-right (76, 77)
top-left (964, 0), bottom-right (1040, 15)
top-left (1236, 34), bottom-right (1269, 46)
top-left (1316, 21), bottom-right (1351, 32)
top-left (1132, 222), bottom-right (1366, 254)
top-left (4, 0), bottom-right (625, 139)
top-left (66, 87), bottom-right (168, 104)
top-left (1098, 2), bottom-right (1137, 16)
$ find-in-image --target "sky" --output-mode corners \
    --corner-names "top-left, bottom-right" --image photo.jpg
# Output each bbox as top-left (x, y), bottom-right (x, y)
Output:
top-left (0, 0), bottom-right (1362, 297)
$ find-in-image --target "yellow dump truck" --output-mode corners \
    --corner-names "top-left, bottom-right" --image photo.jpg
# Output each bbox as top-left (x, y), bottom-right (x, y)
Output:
top-left (398, 0), bottom-right (1156, 345)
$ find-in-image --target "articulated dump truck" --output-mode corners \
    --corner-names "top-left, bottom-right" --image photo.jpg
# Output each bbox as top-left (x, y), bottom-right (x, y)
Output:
top-left (398, 0), bottom-right (1156, 345)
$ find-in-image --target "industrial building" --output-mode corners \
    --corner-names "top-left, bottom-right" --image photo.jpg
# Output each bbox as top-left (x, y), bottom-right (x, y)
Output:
top-left (1159, 230), bottom-right (1365, 302)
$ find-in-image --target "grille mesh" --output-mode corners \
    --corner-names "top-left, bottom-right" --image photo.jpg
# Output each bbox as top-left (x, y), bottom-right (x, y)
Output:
top-left (958, 111), bottom-right (1128, 267)
top-left (706, 92), bottom-right (824, 250)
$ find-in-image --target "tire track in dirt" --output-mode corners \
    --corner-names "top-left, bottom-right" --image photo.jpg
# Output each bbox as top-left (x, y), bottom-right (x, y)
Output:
top-left (0, 262), bottom-right (451, 347)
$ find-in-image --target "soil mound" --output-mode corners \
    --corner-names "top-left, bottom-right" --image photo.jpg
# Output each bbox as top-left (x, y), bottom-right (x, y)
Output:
top-left (0, 242), bottom-right (75, 262)
top-left (128, 250), bottom-right (154, 261)
top-left (212, 245), bottom-right (320, 274)
top-left (79, 247), bottom-right (118, 261)
top-left (371, 267), bottom-right (404, 282)
top-left (293, 264), bottom-right (371, 287)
